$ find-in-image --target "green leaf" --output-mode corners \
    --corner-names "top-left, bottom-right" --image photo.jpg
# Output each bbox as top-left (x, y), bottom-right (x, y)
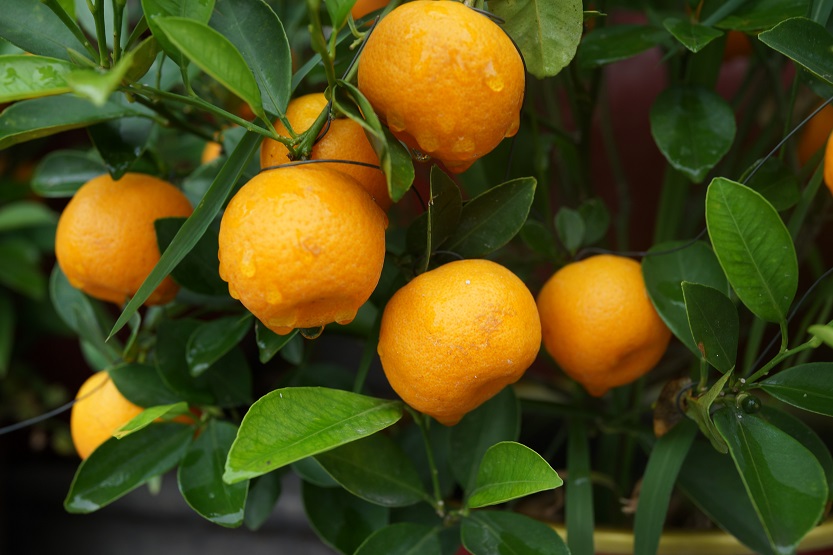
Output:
top-left (406, 165), bottom-right (463, 266)
top-left (142, 0), bottom-right (215, 66)
top-left (123, 37), bottom-right (160, 84)
top-left (682, 282), bottom-right (739, 373)
top-left (31, 150), bottom-right (106, 198)
top-left (633, 420), bottom-right (698, 555)
top-left (109, 362), bottom-right (184, 407)
top-left (243, 471), bottom-right (282, 530)
top-left (154, 217), bottom-right (227, 296)
top-left (154, 17), bottom-right (265, 120)
top-left (65, 48), bottom-right (138, 107)
top-left (0, 94), bottom-right (147, 150)
top-left (462, 511), bottom-right (569, 555)
top-left (334, 80), bottom-right (414, 202)
top-left (741, 158), bottom-right (801, 212)
top-left (685, 370), bottom-right (731, 454)
top-left (0, 201), bottom-right (57, 232)
top-left (0, 0), bottom-right (81, 60)
top-left (0, 293), bottom-right (14, 377)
top-left (758, 363), bottom-right (833, 417)
top-left (705, 178), bottom-right (798, 323)
top-left (577, 198), bottom-right (610, 245)
top-left (566, 418), bottom-right (593, 555)
top-left (677, 440), bottom-right (777, 555)
top-left (292, 456), bottom-right (340, 488)
top-left (718, 0), bottom-right (809, 32)
top-left (315, 432), bottom-right (428, 507)
top-left (302, 481), bottom-right (389, 555)
top-left (466, 442), bottom-right (562, 509)
top-left (554, 206), bottom-right (584, 254)
top-left (255, 323), bottom-right (298, 364)
top-left (355, 523), bottom-right (441, 555)
top-left (108, 130), bottom-right (261, 337)
top-left (224, 387), bottom-right (403, 483)
top-left (178, 420), bottom-right (248, 528)
top-left (809, 324), bottom-right (833, 348)
top-left (0, 55), bottom-right (72, 102)
top-left (714, 407), bottom-right (828, 554)
top-left (650, 85), bottom-right (736, 182)
top-left (0, 239), bottom-right (46, 299)
top-left (450, 388), bottom-right (520, 493)
top-left (490, 0), bottom-right (583, 79)
top-left (759, 17), bottom-right (833, 87)
top-left (186, 315), bottom-right (253, 376)
top-left (642, 240), bottom-right (729, 357)
top-left (444, 177), bottom-right (536, 258)
top-left (114, 402), bottom-right (191, 439)
top-left (64, 423), bottom-right (193, 513)
top-left (88, 117), bottom-right (154, 179)
top-left (579, 25), bottom-right (667, 68)
top-left (663, 18), bottom-right (724, 53)
top-left (519, 219), bottom-right (559, 259)
top-left (324, 0), bottom-right (354, 29)
top-left (210, 0), bottom-right (292, 118)
top-left (198, 346), bottom-right (253, 408)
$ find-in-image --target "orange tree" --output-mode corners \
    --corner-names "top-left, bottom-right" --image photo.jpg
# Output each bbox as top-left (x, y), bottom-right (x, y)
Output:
top-left (1, 1), bottom-right (833, 554)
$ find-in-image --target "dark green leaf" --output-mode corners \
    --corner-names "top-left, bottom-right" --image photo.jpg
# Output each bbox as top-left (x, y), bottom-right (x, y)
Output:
top-left (0, 55), bottom-right (72, 102)
top-left (155, 17), bottom-right (265, 120)
top-left (444, 178), bottom-right (536, 258)
top-left (705, 178), bottom-right (798, 323)
top-left (0, 201), bottom-right (57, 232)
top-left (109, 362), bottom-right (184, 407)
top-left (633, 420), bottom-right (698, 555)
top-left (406, 165), bottom-right (463, 265)
top-left (677, 440), bottom-right (777, 555)
top-left (280, 333), bottom-right (304, 365)
top-left (663, 18), bottom-right (724, 53)
top-left (566, 418), bottom-right (593, 555)
top-left (0, 0), bottom-right (81, 60)
top-left (201, 346), bottom-right (252, 408)
top-left (243, 471), bottom-right (282, 530)
top-left (210, 0), bottom-right (292, 117)
top-left (88, 117), bottom-right (154, 179)
top-left (355, 523), bottom-right (441, 555)
top-left (682, 282), bottom-right (739, 373)
top-left (0, 293), bottom-right (14, 377)
top-left (302, 481), bottom-right (389, 555)
top-left (685, 370), bottom-right (731, 454)
top-left (31, 150), bottom-right (106, 198)
top-left (759, 17), bottom-right (833, 86)
top-left (64, 423), bottom-right (193, 513)
top-left (554, 206), bottom-right (584, 254)
top-left (714, 407), bottom-right (828, 554)
top-left (109, 130), bottom-right (261, 337)
top-left (142, 0), bottom-right (215, 66)
top-left (396, 421), bottom-right (455, 500)
top-left (758, 363), bottom-right (833, 416)
top-left (255, 323), bottom-right (298, 364)
top-left (719, 0), bottom-right (809, 32)
top-left (186, 314), bottom-right (253, 376)
top-left (462, 511), bottom-right (569, 555)
top-left (466, 442), bottom-right (562, 509)
top-left (154, 217), bottom-right (228, 296)
top-left (0, 239), bottom-right (46, 299)
top-left (114, 402), bottom-right (191, 438)
top-left (224, 387), bottom-right (403, 483)
top-left (577, 197), bottom-right (610, 245)
top-left (491, 0), bottom-right (583, 79)
top-left (741, 158), bottom-right (801, 211)
top-left (0, 95), bottom-right (147, 150)
top-left (450, 388), bottom-right (520, 493)
top-left (519, 219), bottom-right (558, 259)
top-left (642, 240), bottom-right (729, 357)
top-left (292, 456), bottom-right (340, 488)
top-left (155, 318), bottom-right (216, 405)
top-left (579, 25), bottom-right (667, 68)
top-left (178, 420), bottom-right (248, 527)
top-left (123, 37), bottom-right (160, 84)
top-left (650, 86), bottom-right (736, 182)
top-left (315, 432), bottom-right (428, 507)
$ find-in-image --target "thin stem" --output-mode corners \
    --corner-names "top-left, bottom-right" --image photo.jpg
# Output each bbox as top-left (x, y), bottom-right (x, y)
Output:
top-left (91, 0), bottom-right (109, 67)
top-left (351, 309), bottom-right (382, 393)
top-left (129, 94), bottom-right (217, 142)
top-left (746, 337), bottom-right (820, 383)
top-left (41, 0), bottom-right (99, 60)
top-left (124, 16), bottom-right (149, 52)
top-left (411, 410), bottom-right (445, 516)
top-left (112, 0), bottom-right (126, 63)
top-left (779, 320), bottom-right (789, 353)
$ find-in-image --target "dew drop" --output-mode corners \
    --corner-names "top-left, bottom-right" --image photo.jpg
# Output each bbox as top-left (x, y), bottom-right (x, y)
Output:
top-left (486, 74), bottom-right (504, 92)
top-left (300, 326), bottom-right (324, 340)
top-left (465, 280), bottom-right (471, 285)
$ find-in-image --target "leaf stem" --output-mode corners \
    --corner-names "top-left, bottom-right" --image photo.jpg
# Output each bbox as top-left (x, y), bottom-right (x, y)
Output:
top-left (745, 336), bottom-right (819, 384)
top-left (40, 0), bottom-right (99, 60)
top-left (411, 409), bottom-right (445, 517)
top-left (112, 0), bottom-right (126, 63)
top-left (91, 0), bottom-right (109, 67)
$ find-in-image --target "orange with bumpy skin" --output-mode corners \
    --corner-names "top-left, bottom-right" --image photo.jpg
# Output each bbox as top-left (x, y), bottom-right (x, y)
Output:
top-left (357, 0), bottom-right (525, 174)
top-left (70, 372), bottom-right (144, 460)
top-left (55, 173), bottom-right (193, 306)
top-left (536, 255), bottom-right (671, 397)
top-left (218, 165), bottom-right (387, 335)
top-left (377, 259), bottom-right (541, 426)
top-left (260, 93), bottom-right (391, 210)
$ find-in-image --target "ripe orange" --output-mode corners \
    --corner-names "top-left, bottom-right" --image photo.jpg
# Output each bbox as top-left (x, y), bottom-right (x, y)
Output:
top-left (201, 141), bottom-right (223, 164)
top-left (55, 173), bottom-right (194, 306)
top-left (70, 372), bottom-right (144, 460)
top-left (798, 103), bottom-right (833, 166)
top-left (352, 0), bottom-right (388, 19)
top-left (357, 0), bottom-right (525, 174)
top-left (218, 165), bottom-right (388, 335)
top-left (377, 259), bottom-right (541, 426)
top-left (260, 93), bottom-right (391, 210)
top-left (824, 131), bottom-right (833, 196)
top-left (536, 255), bottom-right (671, 397)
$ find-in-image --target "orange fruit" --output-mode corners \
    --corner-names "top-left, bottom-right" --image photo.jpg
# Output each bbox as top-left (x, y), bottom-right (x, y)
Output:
top-left (70, 372), bottom-right (144, 460)
top-left (201, 141), bottom-right (223, 164)
top-left (798, 103), bottom-right (833, 166)
top-left (260, 93), bottom-right (391, 210)
top-left (536, 255), bottom-right (671, 397)
top-left (824, 131), bottom-right (833, 196)
top-left (352, 0), bottom-right (388, 19)
top-left (357, 0), bottom-right (525, 174)
top-left (55, 173), bottom-right (193, 306)
top-left (723, 30), bottom-right (752, 60)
top-left (218, 165), bottom-right (388, 335)
top-left (377, 259), bottom-right (541, 426)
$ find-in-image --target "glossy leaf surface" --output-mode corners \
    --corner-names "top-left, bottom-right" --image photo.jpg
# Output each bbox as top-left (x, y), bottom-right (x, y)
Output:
top-left (682, 282), bottom-right (739, 373)
top-left (303, 481), bottom-right (389, 555)
top-left (462, 511), bottom-right (570, 555)
top-left (758, 363), bottom-right (833, 416)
